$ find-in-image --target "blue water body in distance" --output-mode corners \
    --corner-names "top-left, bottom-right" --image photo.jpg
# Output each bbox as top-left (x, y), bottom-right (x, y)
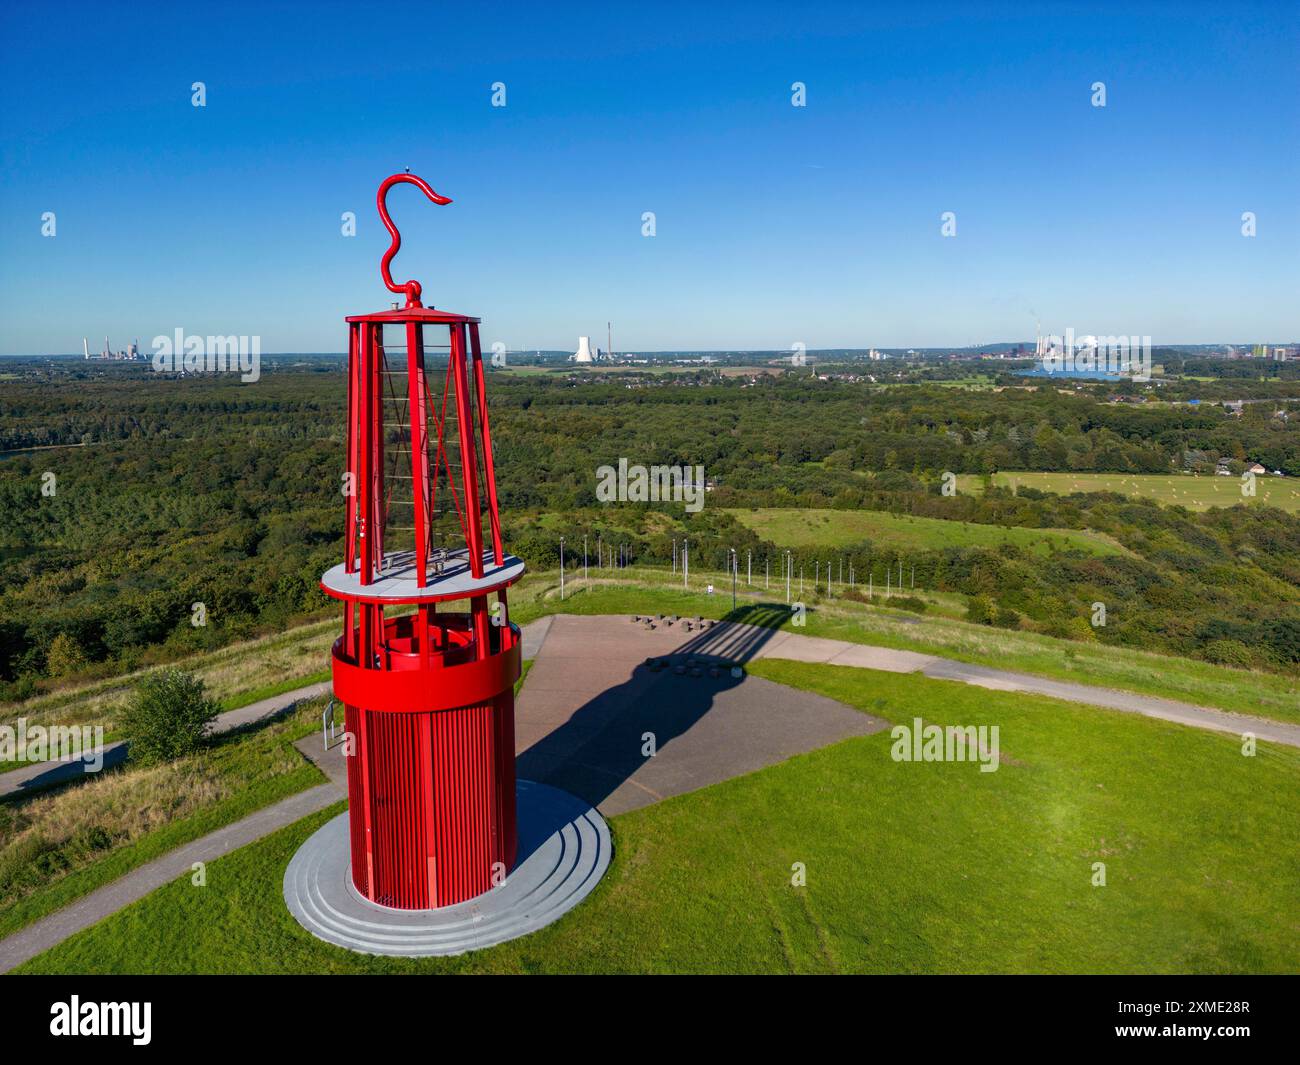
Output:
top-left (1015, 368), bottom-right (1125, 382)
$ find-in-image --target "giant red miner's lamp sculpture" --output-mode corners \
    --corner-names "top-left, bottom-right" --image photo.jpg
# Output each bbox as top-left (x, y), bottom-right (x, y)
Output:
top-left (320, 173), bottom-right (525, 909)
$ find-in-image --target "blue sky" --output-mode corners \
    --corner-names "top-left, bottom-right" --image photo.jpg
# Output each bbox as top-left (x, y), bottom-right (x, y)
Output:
top-left (1, 1), bottom-right (1295, 354)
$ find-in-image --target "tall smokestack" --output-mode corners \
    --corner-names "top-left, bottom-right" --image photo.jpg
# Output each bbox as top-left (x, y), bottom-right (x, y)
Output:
top-left (83, 337), bottom-right (90, 360)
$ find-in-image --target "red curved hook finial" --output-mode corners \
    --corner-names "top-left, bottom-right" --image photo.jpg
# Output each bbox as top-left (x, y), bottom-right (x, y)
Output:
top-left (377, 173), bottom-right (452, 308)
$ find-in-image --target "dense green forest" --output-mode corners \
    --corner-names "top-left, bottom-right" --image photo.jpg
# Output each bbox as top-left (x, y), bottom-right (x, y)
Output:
top-left (1, 358), bottom-right (1297, 697)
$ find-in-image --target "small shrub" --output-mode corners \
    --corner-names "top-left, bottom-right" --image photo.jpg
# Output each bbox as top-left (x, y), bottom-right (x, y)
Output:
top-left (1040, 616), bottom-right (1098, 642)
top-left (45, 632), bottom-right (89, 677)
top-left (1040, 616), bottom-right (1071, 639)
top-left (0, 675), bottom-right (37, 702)
top-left (1265, 616), bottom-right (1300, 664)
top-left (119, 669), bottom-right (219, 766)
top-left (71, 824), bottom-right (114, 855)
top-left (965, 595), bottom-right (994, 625)
top-left (1202, 639), bottom-right (1253, 669)
top-left (993, 606), bottom-right (1021, 629)
top-left (1066, 617), bottom-right (1099, 642)
top-left (512, 532), bottom-right (559, 569)
top-left (0, 834), bottom-right (53, 894)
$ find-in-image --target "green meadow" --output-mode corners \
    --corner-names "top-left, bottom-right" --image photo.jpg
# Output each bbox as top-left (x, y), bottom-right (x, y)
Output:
top-left (726, 507), bottom-right (1128, 556)
top-left (20, 660), bottom-right (1298, 975)
top-left (964, 471), bottom-right (1300, 513)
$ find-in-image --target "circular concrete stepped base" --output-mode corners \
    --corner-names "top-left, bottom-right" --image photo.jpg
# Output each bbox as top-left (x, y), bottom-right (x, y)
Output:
top-left (284, 780), bottom-right (611, 957)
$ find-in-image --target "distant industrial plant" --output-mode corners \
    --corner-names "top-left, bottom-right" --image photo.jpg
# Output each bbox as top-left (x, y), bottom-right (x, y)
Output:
top-left (83, 336), bottom-right (142, 361)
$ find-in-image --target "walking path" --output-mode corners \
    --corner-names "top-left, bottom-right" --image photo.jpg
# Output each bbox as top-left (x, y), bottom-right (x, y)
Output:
top-left (0, 783), bottom-right (341, 972)
top-left (0, 682), bottom-right (331, 799)
top-left (746, 625), bottom-right (1300, 748)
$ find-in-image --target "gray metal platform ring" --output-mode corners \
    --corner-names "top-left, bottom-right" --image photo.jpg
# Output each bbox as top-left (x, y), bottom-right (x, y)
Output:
top-left (283, 780), bottom-right (611, 957)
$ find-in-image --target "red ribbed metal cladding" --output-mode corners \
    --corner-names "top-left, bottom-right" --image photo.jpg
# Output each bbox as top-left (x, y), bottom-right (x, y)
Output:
top-left (348, 693), bottom-right (517, 910)
top-left (344, 703), bottom-right (368, 898)
top-left (430, 703), bottom-right (492, 905)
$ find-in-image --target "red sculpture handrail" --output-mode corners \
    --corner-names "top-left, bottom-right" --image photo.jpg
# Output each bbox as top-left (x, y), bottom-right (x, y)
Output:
top-left (377, 173), bottom-right (452, 308)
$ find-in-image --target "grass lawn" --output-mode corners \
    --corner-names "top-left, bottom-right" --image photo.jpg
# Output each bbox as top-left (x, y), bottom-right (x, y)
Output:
top-left (218, 669), bottom-right (331, 711)
top-left (961, 471), bottom-right (1300, 513)
top-left (726, 507), bottom-right (1127, 556)
top-left (4, 619), bottom-right (338, 733)
top-left (0, 699), bottom-right (328, 940)
top-left (19, 660), bottom-right (1298, 974)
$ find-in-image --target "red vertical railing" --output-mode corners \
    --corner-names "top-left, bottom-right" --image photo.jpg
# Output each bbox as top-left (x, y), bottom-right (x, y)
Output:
top-left (450, 324), bottom-right (485, 578)
top-left (469, 324), bottom-right (505, 566)
top-left (370, 323), bottom-right (385, 571)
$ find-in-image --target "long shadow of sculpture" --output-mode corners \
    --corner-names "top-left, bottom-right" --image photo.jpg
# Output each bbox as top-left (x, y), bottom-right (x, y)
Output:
top-left (516, 602), bottom-right (793, 813)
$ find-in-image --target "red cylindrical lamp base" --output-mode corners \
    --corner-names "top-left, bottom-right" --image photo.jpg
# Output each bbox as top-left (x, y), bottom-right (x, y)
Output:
top-left (345, 693), bottom-right (516, 909)
top-left (336, 611), bottom-right (521, 911)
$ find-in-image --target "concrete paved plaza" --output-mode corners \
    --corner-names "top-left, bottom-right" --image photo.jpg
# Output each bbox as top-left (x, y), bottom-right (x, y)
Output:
top-left (515, 613), bottom-right (886, 815)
